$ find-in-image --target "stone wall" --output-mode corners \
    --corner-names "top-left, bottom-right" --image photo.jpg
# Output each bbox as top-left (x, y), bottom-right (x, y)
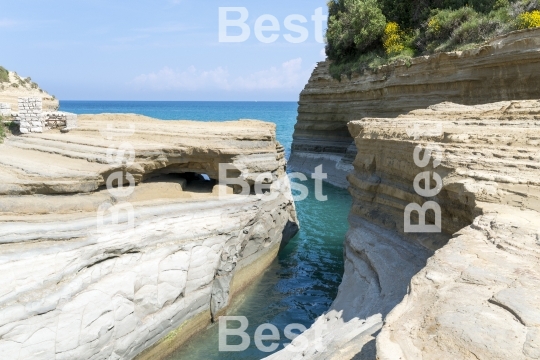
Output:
top-left (0, 103), bottom-right (10, 116)
top-left (289, 28), bottom-right (540, 188)
top-left (16, 97), bottom-right (45, 133)
top-left (14, 97), bottom-right (77, 133)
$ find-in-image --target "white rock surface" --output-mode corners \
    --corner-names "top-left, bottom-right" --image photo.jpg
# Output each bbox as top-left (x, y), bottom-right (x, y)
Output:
top-left (0, 114), bottom-right (298, 359)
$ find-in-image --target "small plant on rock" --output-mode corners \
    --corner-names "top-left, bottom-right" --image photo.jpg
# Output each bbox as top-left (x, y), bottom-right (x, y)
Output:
top-left (0, 117), bottom-right (6, 143)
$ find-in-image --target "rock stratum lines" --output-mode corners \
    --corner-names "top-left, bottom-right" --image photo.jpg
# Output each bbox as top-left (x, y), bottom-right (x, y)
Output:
top-left (290, 28), bottom-right (540, 188)
top-left (268, 100), bottom-right (540, 359)
top-left (0, 114), bottom-right (298, 360)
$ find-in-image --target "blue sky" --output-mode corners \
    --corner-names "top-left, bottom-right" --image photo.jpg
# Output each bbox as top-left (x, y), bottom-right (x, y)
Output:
top-left (0, 0), bottom-right (328, 101)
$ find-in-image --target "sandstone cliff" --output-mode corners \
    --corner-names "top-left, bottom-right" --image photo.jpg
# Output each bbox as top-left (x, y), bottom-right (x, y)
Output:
top-left (0, 68), bottom-right (58, 111)
top-left (267, 100), bottom-right (540, 359)
top-left (0, 114), bottom-right (298, 359)
top-left (289, 28), bottom-right (540, 188)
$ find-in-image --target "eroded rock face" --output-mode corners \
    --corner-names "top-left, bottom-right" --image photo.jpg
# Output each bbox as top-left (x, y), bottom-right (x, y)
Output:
top-left (370, 101), bottom-right (540, 360)
top-left (267, 100), bottom-right (540, 359)
top-left (289, 28), bottom-right (540, 188)
top-left (0, 114), bottom-right (298, 360)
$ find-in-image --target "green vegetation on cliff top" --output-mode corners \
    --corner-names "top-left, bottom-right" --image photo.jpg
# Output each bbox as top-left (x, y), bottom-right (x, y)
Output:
top-left (326, 0), bottom-right (540, 79)
top-left (0, 67), bottom-right (9, 83)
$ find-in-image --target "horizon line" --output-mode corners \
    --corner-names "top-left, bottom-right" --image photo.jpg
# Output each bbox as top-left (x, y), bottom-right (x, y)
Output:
top-left (59, 99), bottom-right (299, 102)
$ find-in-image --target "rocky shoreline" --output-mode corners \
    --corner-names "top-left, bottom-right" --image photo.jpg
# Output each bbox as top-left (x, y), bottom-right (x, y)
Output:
top-left (0, 114), bottom-right (298, 359)
top-left (268, 100), bottom-right (540, 359)
top-left (276, 31), bottom-right (540, 358)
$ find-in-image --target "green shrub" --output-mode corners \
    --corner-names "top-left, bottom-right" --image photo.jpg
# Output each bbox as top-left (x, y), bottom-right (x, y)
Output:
top-left (0, 67), bottom-right (9, 83)
top-left (422, 5), bottom-right (509, 52)
top-left (329, 49), bottom-right (387, 79)
top-left (0, 119), bottom-right (17, 142)
top-left (380, 0), bottom-right (417, 27)
top-left (415, 7), bottom-right (504, 53)
top-left (510, 0), bottom-right (540, 16)
top-left (0, 118), bottom-right (6, 143)
top-left (327, 0), bottom-right (537, 78)
top-left (450, 15), bottom-right (501, 47)
top-left (326, 0), bottom-right (387, 61)
top-left (388, 46), bottom-right (416, 64)
top-left (379, 0), bottom-right (504, 28)
top-left (428, 7), bottom-right (477, 40)
top-left (428, 0), bottom-right (502, 13)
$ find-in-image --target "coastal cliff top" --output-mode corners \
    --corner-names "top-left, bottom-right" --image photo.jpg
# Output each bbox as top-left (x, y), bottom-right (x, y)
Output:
top-left (349, 99), bottom-right (540, 210)
top-left (304, 27), bottom-right (540, 95)
top-left (0, 114), bottom-right (286, 217)
top-left (0, 67), bottom-right (58, 111)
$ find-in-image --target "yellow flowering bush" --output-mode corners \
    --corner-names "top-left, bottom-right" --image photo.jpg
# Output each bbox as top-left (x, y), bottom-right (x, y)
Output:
top-left (383, 22), bottom-right (405, 55)
top-left (427, 18), bottom-right (441, 34)
top-left (518, 10), bottom-right (540, 29)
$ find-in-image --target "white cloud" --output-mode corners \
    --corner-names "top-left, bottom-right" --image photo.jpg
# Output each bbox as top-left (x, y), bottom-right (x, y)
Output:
top-left (232, 58), bottom-right (309, 90)
top-left (132, 58), bottom-right (313, 92)
top-left (132, 66), bottom-right (231, 91)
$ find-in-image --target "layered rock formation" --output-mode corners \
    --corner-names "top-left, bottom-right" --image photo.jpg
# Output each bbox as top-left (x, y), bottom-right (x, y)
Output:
top-left (0, 114), bottom-right (298, 360)
top-left (289, 28), bottom-right (540, 187)
top-left (268, 100), bottom-right (540, 359)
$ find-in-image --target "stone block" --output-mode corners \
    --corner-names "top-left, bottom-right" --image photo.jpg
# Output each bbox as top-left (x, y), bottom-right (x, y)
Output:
top-left (66, 114), bottom-right (78, 129)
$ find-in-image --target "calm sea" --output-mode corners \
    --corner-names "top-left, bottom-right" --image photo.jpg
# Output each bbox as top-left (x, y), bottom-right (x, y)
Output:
top-left (60, 101), bottom-right (351, 360)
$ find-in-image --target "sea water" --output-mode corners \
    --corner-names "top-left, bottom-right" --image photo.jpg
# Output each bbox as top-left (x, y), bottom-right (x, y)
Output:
top-left (60, 101), bottom-right (352, 359)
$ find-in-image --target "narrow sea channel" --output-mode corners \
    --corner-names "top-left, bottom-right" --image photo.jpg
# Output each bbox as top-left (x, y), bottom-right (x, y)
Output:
top-left (60, 101), bottom-right (352, 359)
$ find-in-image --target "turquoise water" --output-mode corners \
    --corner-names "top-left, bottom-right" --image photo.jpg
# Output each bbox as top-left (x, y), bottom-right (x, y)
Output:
top-left (60, 101), bottom-right (351, 359)
top-left (60, 101), bottom-right (295, 159)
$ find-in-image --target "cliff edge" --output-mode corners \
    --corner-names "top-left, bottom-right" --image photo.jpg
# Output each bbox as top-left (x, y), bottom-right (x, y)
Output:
top-left (289, 28), bottom-right (540, 188)
top-left (267, 99), bottom-right (540, 359)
